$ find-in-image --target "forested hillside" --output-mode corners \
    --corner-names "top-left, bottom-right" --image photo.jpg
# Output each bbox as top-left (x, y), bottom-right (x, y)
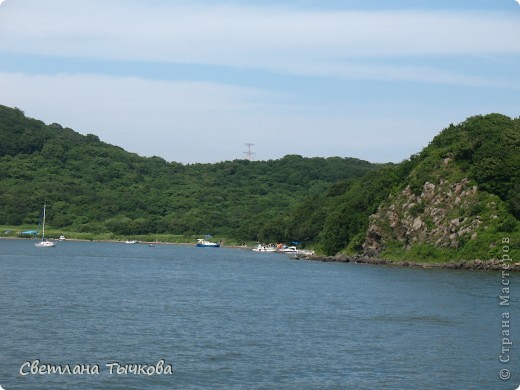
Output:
top-left (0, 105), bottom-right (375, 243)
top-left (1, 105), bottom-right (517, 261)
top-left (280, 113), bottom-right (519, 260)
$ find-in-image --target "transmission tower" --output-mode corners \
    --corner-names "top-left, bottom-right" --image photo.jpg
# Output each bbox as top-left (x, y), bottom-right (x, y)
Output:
top-left (244, 143), bottom-right (255, 161)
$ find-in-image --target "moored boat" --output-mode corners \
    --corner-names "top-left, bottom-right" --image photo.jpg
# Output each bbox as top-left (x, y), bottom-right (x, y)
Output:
top-left (252, 244), bottom-right (277, 252)
top-left (196, 238), bottom-right (221, 247)
top-left (35, 238), bottom-right (55, 248)
top-left (277, 245), bottom-right (299, 253)
top-left (34, 204), bottom-right (55, 248)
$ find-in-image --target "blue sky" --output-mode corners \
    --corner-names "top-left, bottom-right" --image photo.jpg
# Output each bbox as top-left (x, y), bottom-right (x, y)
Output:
top-left (0, 0), bottom-right (519, 164)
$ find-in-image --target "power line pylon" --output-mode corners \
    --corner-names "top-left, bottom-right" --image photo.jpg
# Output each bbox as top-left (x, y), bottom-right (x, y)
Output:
top-left (244, 143), bottom-right (255, 161)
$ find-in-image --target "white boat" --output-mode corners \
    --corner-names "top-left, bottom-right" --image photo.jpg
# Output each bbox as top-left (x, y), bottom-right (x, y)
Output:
top-left (35, 239), bottom-right (55, 248)
top-left (58, 235), bottom-right (66, 241)
top-left (277, 246), bottom-right (299, 253)
top-left (125, 240), bottom-right (138, 244)
top-left (196, 238), bottom-right (220, 248)
top-left (34, 205), bottom-right (55, 248)
top-left (252, 244), bottom-right (277, 252)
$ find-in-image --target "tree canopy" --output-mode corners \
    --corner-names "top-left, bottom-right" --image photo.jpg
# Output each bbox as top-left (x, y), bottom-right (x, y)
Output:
top-left (0, 104), bottom-right (375, 243)
top-left (1, 105), bottom-right (517, 259)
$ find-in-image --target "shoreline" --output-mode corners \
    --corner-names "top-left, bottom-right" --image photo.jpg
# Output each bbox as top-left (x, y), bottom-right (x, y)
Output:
top-left (303, 253), bottom-right (520, 272)
top-left (3, 237), bottom-right (517, 271)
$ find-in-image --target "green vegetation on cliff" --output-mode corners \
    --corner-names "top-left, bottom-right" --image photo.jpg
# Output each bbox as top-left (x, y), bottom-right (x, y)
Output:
top-left (287, 113), bottom-right (519, 260)
top-left (370, 113), bottom-right (520, 261)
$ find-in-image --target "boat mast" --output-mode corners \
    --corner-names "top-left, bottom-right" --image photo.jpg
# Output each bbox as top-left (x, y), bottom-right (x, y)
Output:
top-left (42, 204), bottom-right (46, 240)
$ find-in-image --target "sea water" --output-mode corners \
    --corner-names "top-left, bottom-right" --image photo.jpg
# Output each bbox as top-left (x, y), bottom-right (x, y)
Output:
top-left (0, 239), bottom-right (518, 389)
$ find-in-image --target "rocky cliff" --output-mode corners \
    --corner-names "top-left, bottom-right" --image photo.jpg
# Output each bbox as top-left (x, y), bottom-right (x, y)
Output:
top-left (363, 149), bottom-right (517, 261)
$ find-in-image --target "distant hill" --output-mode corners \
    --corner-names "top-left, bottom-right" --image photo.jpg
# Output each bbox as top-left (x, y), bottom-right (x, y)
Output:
top-left (282, 113), bottom-right (519, 260)
top-left (1, 105), bottom-right (517, 261)
top-left (0, 104), bottom-right (375, 242)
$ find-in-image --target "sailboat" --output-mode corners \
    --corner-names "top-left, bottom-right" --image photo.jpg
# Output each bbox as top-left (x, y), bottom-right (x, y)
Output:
top-left (34, 204), bottom-right (55, 248)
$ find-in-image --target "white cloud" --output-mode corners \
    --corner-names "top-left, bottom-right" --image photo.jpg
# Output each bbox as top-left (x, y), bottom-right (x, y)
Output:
top-left (0, 72), bottom-right (279, 160)
top-left (0, 71), bottom-right (444, 163)
top-left (0, 1), bottom-right (518, 163)
top-left (0, 1), bottom-right (519, 84)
